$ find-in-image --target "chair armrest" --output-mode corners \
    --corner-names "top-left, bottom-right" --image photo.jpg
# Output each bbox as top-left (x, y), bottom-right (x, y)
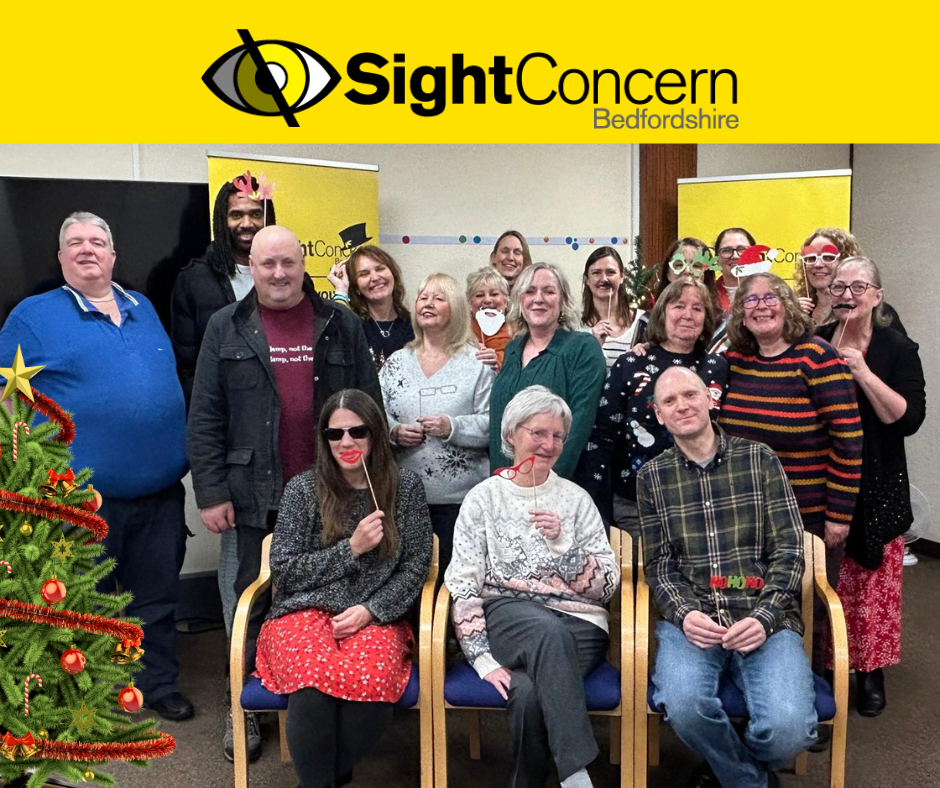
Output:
top-left (417, 536), bottom-right (440, 712)
top-left (230, 534), bottom-right (273, 707)
top-left (431, 583), bottom-right (453, 704)
top-left (810, 535), bottom-right (849, 709)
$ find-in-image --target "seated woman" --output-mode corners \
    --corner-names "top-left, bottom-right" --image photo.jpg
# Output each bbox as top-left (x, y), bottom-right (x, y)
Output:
top-left (467, 266), bottom-right (512, 372)
top-left (446, 385), bottom-right (620, 788)
top-left (380, 273), bottom-right (494, 570)
top-left (254, 389), bottom-right (433, 788)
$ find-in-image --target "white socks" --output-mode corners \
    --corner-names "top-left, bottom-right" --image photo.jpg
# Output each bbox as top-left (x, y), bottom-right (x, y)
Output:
top-left (561, 768), bottom-right (593, 788)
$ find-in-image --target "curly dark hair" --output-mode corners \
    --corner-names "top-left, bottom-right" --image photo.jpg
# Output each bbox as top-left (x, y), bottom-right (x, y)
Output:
top-left (205, 178), bottom-right (276, 277)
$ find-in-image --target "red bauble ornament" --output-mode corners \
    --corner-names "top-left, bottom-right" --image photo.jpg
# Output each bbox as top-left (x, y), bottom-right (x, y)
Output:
top-left (41, 578), bottom-right (67, 604)
top-left (117, 685), bottom-right (144, 713)
top-left (61, 646), bottom-right (86, 674)
top-left (81, 485), bottom-right (103, 513)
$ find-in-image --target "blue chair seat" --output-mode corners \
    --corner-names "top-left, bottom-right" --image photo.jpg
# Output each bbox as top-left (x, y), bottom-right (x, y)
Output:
top-left (443, 660), bottom-right (620, 711)
top-left (648, 672), bottom-right (835, 722)
top-left (240, 664), bottom-right (420, 711)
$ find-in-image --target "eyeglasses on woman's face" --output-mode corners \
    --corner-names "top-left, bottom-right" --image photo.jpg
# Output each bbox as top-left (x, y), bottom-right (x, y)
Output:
top-left (742, 293), bottom-right (780, 310)
top-left (322, 425), bottom-right (371, 441)
top-left (828, 281), bottom-right (879, 297)
top-left (717, 246), bottom-right (748, 259)
top-left (518, 425), bottom-right (567, 446)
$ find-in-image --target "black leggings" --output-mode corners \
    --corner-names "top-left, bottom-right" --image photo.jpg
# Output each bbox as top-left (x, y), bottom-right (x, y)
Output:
top-left (286, 687), bottom-right (392, 788)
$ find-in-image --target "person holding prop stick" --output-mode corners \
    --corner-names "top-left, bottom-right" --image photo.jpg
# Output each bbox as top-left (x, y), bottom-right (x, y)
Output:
top-left (467, 267), bottom-right (512, 373)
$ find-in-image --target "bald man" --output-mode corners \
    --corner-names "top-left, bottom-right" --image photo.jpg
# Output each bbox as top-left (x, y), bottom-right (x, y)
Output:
top-left (187, 225), bottom-right (381, 760)
top-left (636, 367), bottom-right (817, 788)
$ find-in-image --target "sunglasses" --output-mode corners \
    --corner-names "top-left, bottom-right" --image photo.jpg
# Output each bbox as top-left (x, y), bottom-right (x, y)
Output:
top-left (322, 425), bottom-right (371, 442)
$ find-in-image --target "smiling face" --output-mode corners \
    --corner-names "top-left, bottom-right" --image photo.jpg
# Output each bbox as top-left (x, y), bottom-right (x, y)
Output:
top-left (663, 285), bottom-right (706, 349)
top-left (469, 283), bottom-right (507, 312)
top-left (249, 226), bottom-right (305, 310)
top-left (584, 255), bottom-right (624, 300)
top-left (653, 367), bottom-right (713, 442)
top-left (415, 283), bottom-right (452, 332)
top-left (509, 412), bottom-right (566, 476)
top-left (742, 277), bottom-right (785, 345)
top-left (355, 254), bottom-right (394, 305)
top-left (716, 231), bottom-right (752, 283)
top-left (491, 234), bottom-right (526, 283)
top-left (327, 407), bottom-right (373, 474)
top-left (830, 261), bottom-right (883, 325)
top-left (803, 235), bottom-right (841, 290)
top-left (58, 222), bottom-right (116, 291)
top-left (226, 194), bottom-right (265, 256)
top-left (521, 268), bottom-right (562, 332)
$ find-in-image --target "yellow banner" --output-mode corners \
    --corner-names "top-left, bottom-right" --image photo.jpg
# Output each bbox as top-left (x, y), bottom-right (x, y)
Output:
top-left (207, 154), bottom-right (378, 292)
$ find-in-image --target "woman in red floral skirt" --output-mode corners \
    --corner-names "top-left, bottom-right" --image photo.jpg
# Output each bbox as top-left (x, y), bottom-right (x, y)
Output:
top-left (254, 389), bottom-right (433, 787)
top-left (816, 257), bottom-right (926, 716)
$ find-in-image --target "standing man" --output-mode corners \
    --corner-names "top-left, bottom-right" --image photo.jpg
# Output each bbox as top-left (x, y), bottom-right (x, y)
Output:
top-left (637, 367), bottom-right (817, 788)
top-left (0, 212), bottom-right (193, 721)
top-left (187, 225), bottom-right (381, 761)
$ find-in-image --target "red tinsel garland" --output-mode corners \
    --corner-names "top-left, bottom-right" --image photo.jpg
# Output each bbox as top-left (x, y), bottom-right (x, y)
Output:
top-left (37, 732), bottom-right (176, 761)
top-left (0, 598), bottom-right (143, 642)
top-left (16, 388), bottom-right (75, 445)
top-left (0, 491), bottom-right (107, 542)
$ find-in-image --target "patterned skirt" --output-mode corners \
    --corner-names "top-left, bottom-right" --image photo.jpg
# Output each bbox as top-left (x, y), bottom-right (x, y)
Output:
top-left (838, 536), bottom-right (905, 672)
top-left (254, 608), bottom-right (414, 702)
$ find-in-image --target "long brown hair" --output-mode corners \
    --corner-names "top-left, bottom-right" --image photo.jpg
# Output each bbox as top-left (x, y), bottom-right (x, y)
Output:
top-left (725, 273), bottom-right (814, 356)
top-left (316, 389), bottom-right (400, 559)
top-left (580, 246), bottom-right (635, 328)
top-left (347, 245), bottom-right (411, 324)
top-left (645, 279), bottom-right (718, 353)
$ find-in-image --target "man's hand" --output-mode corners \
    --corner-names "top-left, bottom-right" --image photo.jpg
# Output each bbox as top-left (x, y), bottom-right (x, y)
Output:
top-left (682, 611), bottom-right (728, 649)
top-left (529, 509), bottom-right (562, 541)
top-left (483, 667), bottom-right (513, 700)
top-left (825, 520), bottom-right (849, 548)
top-left (331, 605), bottom-right (373, 639)
top-left (349, 510), bottom-right (384, 556)
top-left (721, 617), bottom-right (767, 654)
top-left (200, 501), bottom-right (235, 533)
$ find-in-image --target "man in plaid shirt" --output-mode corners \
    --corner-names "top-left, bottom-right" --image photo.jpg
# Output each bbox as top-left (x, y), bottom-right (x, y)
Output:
top-left (637, 367), bottom-right (818, 788)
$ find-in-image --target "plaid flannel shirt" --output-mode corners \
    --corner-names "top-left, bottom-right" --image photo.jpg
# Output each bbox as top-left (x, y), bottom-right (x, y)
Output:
top-left (637, 426), bottom-right (805, 637)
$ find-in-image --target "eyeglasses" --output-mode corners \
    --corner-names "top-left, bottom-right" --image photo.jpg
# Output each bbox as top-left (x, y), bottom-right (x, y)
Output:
top-left (800, 252), bottom-right (839, 266)
top-left (828, 282), bottom-right (880, 297)
top-left (322, 425), bottom-right (371, 441)
top-left (717, 246), bottom-right (748, 259)
top-left (518, 426), bottom-right (567, 446)
top-left (743, 294), bottom-right (780, 309)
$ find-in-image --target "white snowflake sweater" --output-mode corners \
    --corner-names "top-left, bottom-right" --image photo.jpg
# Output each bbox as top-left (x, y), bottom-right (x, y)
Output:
top-left (444, 472), bottom-right (620, 678)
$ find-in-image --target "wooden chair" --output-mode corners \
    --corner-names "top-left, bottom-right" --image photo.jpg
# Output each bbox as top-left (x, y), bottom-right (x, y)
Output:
top-left (633, 532), bottom-right (848, 787)
top-left (230, 533), bottom-right (439, 788)
top-left (431, 528), bottom-right (634, 787)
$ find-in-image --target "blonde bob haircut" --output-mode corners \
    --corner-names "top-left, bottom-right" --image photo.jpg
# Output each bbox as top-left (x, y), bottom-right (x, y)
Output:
top-left (506, 262), bottom-right (581, 335)
top-left (726, 273), bottom-right (814, 355)
top-left (466, 267), bottom-right (511, 302)
top-left (408, 273), bottom-right (472, 357)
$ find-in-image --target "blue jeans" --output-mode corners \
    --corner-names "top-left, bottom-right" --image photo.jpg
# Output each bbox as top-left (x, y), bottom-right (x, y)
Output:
top-left (652, 622), bottom-right (817, 788)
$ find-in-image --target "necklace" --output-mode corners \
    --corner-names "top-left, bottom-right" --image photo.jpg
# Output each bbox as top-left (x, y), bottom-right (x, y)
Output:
top-left (372, 318), bottom-right (395, 338)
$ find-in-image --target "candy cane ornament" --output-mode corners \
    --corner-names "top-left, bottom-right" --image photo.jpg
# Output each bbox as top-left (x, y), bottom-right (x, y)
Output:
top-left (632, 371), bottom-right (652, 396)
top-left (13, 422), bottom-right (29, 461)
top-left (0, 561), bottom-right (11, 575)
top-left (25, 674), bottom-right (42, 716)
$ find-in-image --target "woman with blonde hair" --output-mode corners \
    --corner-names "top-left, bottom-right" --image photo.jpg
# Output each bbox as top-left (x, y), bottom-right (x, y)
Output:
top-left (467, 266), bottom-right (512, 372)
top-left (380, 273), bottom-right (494, 568)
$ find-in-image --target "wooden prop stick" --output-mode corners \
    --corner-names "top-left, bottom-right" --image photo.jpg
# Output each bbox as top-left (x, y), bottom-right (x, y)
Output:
top-left (360, 455), bottom-right (380, 512)
top-left (607, 289), bottom-right (613, 322)
top-left (835, 309), bottom-right (854, 349)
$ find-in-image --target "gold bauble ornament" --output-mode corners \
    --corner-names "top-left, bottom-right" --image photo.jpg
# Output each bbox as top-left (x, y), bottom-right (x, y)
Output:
top-left (82, 767), bottom-right (95, 782)
top-left (20, 521), bottom-right (33, 537)
top-left (38, 727), bottom-right (49, 738)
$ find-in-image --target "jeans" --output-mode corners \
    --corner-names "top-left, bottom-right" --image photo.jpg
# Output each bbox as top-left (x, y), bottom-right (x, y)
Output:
top-left (219, 527), bottom-right (239, 638)
top-left (652, 622), bottom-right (817, 788)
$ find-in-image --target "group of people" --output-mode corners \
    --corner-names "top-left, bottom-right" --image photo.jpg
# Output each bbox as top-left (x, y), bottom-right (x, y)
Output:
top-left (0, 179), bottom-right (925, 788)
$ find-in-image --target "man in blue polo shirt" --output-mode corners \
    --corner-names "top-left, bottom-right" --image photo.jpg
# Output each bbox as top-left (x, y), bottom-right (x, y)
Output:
top-left (0, 211), bottom-right (193, 721)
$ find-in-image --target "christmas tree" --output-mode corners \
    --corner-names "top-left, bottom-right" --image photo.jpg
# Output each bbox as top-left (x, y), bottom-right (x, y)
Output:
top-left (0, 347), bottom-right (174, 786)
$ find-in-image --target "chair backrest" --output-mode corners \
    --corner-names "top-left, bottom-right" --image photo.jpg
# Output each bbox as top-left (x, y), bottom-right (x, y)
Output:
top-left (608, 527), bottom-right (622, 669)
top-left (800, 531), bottom-right (815, 660)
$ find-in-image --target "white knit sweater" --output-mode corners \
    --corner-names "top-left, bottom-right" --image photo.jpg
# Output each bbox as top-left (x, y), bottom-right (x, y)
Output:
top-left (444, 471), bottom-right (620, 678)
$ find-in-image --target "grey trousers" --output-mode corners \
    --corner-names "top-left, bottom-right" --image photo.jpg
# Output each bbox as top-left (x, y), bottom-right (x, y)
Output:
top-left (484, 598), bottom-right (609, 787)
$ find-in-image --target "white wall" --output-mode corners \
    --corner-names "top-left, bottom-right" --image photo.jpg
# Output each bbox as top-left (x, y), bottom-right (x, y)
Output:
top-left (0, 143), bottom-right (633, 573)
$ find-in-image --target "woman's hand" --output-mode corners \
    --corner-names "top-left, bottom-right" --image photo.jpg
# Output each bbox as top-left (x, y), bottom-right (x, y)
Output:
top-left (393, 423), bottom-right (426, 447)
top-left (824, 520), bottom-right (849, 548)
top-left (798, 296), bottom-right (815, 314)
top-left (591, 321), bottom-right (612, 345)
top-left (327, 262), bottom-right (349, 296)
top-left (529, 508), bottom-right (562, 540)
top-left (331, 604), bottom-right (374, 639)
top-left (839, 346), bottom-right (871, 380)
top-left (417, 415), bottom-right (452, 439)
top-left (483, 667), bottom-right (513, 700)
top-left (350, 510), bottom-right (384, 556)
top-left (631, 342), bottom-right (650, 357)
top-left (475, 343), bottom-right (500, 371)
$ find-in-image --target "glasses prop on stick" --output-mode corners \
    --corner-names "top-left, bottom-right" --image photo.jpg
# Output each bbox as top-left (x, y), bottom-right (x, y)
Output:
top-left (799, 243), bottom-right (840, 300)
top-left (339, 449), bottom-right (379, 511)
top-left (493, 455), bottom-right (538, 510)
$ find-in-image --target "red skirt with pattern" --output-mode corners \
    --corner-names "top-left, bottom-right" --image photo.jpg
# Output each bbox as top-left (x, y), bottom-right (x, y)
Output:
top-left (837, 536), bottom-right (905, 672)
top-left (254, 608), bottom-right (414, 702)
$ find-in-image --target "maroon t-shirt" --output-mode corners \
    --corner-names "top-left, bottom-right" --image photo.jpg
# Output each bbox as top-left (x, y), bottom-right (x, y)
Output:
top-left (259, 299), bottom-right (316, 484)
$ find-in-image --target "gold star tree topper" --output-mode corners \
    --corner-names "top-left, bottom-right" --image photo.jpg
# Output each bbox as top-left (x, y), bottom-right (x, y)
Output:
top-left (68, 701), bottom-right (98, 735)
top-left (0, 345), bottom-right (44, 403)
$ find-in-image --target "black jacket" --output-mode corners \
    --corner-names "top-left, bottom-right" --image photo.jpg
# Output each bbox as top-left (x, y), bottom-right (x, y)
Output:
top-left (816, 322), bottom-right (926, 569)
top-left (170, 254), bottom-right (236, 409)
top-left (187, 277), bottom-right (383, 529)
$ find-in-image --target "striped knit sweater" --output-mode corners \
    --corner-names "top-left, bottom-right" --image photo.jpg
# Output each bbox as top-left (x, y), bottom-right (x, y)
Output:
top-left (719, 336), bottom-right (862, 532)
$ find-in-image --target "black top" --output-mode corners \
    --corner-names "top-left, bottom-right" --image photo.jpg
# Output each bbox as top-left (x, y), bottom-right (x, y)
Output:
top-left (362, 315), bottom-right (415, 371)
top-left (816, 322), bottom-right (926, 569)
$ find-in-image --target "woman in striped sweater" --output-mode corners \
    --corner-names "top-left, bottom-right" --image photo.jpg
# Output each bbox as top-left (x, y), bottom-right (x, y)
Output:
top-left (719, 273), bottom-right (862, 670)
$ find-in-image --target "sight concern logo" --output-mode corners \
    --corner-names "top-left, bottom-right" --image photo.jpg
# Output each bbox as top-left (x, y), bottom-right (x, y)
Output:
top-left (202, 29), bottom-right (340, 127)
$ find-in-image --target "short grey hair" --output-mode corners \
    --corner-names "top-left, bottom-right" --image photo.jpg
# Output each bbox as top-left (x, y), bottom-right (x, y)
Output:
top-left (466, 267), bottom-right (510, 301)
top-left (59, 212), bottom-right (114, 249)
top-left (500, 385), bottom-right (572, 457)
top-left (506, 262), bottom-right (582, 334)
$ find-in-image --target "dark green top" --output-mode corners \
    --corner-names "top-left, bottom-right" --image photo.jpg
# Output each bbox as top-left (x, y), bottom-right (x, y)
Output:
top-left (489, 328), bottom-right (606, 479)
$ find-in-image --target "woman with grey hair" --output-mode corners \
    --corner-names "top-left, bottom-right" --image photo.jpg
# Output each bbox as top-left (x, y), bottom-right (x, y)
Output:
top-left (446, 385), bottom-right (620, 788)
top-left (467, 266), bottom-right (512, 372)
top-left (488, 263), bottom-right (606, 479)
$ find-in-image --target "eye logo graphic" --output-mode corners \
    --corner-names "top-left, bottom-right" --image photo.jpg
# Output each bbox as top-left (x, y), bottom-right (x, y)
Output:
top-left (203, 29), bottom-right (340, 127)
